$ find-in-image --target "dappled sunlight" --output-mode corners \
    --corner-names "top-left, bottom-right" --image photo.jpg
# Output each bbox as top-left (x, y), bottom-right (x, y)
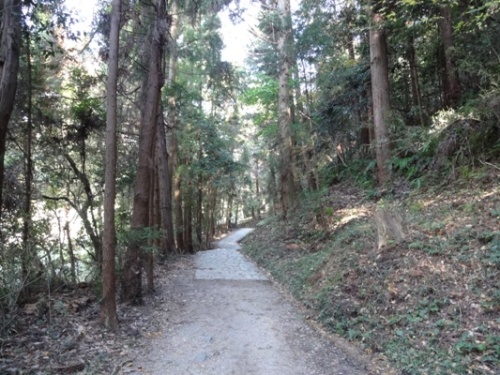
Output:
top-left (332, 206), bottom-right (371, 229)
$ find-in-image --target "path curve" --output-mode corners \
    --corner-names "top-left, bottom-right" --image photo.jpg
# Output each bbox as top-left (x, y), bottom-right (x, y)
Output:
top-left (126, 229), bottom-right (371, 375)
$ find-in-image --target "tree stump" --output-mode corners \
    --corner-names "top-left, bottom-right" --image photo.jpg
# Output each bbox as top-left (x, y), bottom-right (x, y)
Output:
top-left (374, 207), bottom-right (407, 251)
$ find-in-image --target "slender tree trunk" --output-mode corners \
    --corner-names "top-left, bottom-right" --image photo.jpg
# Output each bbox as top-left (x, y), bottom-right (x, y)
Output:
top-left (210, 189), bottom-right (217, 238)
top-left (145, 158), bottom-right (156, 294)
top-left (65, 222), bottom-right (77, 284)
top-left (21, 29), bottom-right (33, 289)
top-left (174, 169), bottom-right (185, 251)
top-left (196, 133), bottom-right (203, 246)
top-left (63, 152), bottom-right (102, 262)
top-left (226, 192), bottom-right (233, 230)
top-left (122, 0), bottom-right (167, 304)
top-left (165, 3), bottom-right (184, 252)
top-left (254, 163), bottom-right (261, 219)
top-left (269, 161), bottom-right (279, 216)
top-left (100, 0), bottom-right (121, 329)
top-left (156, 105), bottom-right (176, 255)
top-left (196, 171), bottom-right (203, 246)
top-left (0, 0), bottom-right (21, 221)
top-left (184, 180), bottom-right (193, 253)
top-left (277, 0), bottom-right (296, 219)
top-left (58, 217), bottom-right (65, 277)
top-left (204, 185), bottom-right (212, 245)
top-left (299, 59), bottom-right (321, 189)
top-left (369, 4), bottom-right (391, 185)
top-left (439, 4), bottom-right (460, 108)
top-left (407, 34), bottom-right (424, 125)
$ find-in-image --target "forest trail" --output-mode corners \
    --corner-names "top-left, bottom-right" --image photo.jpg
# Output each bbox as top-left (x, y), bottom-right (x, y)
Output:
top-left (124, 228), bottom-right (375, 375)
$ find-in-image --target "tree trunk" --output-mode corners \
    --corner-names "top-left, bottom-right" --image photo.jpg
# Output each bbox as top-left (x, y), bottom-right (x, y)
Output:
top-left (184, 180), bottom-right (194, 253)
top-left (21, 30), bottom-right (33, 290)
top-left (165, 2), bottom-right (184, 252)
top-left (439, 4), bottom-right (460, 108)
top-left (156, 105), bottom-right (176, 256)
top-left (269, 161), bottom-right (279, 216)
top-left (226, 191), bottom-right (233, 230)
top-left (145, 159), bottom-right (156, 294)
top-left (375, 207), bottom-right (407, 251)
top-left (122, 0), bottom-right (167, 304)
top-left (174, 169), bottom-right (185, 252)
top-left (63, 152), bottom-right (102, 262)
top-left (0, 0), bottom-right (21, 221)
top-left (65, 222), bottom-right (77, 284)
top-left (100, 0), bottom-right (121, 329)
top-left (277, 0), bottom-right (297, 219)
top-left (196, 170), bottom-right (203, 246)
top-left (254, 163), bottom-right (261, 219)
top-left (407, 34), bottom-right (425, 126)
top-left (195, 132), bottom-right (203, 246)
top-left (369, 5), bottom-right (391, 185)
top-left (299, 58), bottom-right (321, 190)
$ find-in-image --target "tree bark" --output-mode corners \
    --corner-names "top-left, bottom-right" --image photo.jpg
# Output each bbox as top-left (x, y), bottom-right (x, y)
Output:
top-left (369, 5), bottom-right (391, 185)
top-left (121, 0), bottom-right (167, 304)
top-left (0, 0), bottom-right (21, 221)
top-left (439, 4), bottom-right (460, 108)
top-left (375, 208), bottom-right (407, 251)
top-left (277, 0), bottom-right (296, 219)
top-left (196, 169), bottom-right (203, 246)
top-left (174, 168), bottom-right (185, 251)
top-left (100, 0), bottom-right (121, 329)
top-left (407, 34), bottom-right (424, 126)
top-left (145, 157), bottom-right (156, 294)
top-left (65, 222), bottom-right (77, 285)
top-left (156, 105), bottom-right (176, 256)
top-left (164, 2), bottom-right (184, 252)
top-left (184, 179), bottom-right (194, 253)
top-left (21, 29), bottom-right (33, 289)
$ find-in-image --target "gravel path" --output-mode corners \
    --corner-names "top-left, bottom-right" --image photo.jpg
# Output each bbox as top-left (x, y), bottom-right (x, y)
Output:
top-left (125, 229), bottom-right (373, 375)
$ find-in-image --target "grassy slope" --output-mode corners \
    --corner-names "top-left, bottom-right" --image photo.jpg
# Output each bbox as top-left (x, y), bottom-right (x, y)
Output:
top-left (242, 175), bottom-right (499, 375)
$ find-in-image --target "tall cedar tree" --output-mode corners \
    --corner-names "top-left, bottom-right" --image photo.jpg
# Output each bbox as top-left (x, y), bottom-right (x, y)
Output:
top-left (369, 2), bottom-right (391, 185)
top-left (277, 0), bottom-right (296, 219)
top-left (0, 0), bottom-right (21, 221)
top-left (101, 0), bottom-right (121, 328)
top-left (121, 0), bottom-right (168, 303)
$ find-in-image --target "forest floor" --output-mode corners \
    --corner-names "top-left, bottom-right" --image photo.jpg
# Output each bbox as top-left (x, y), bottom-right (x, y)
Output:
top-left (1, 228), bottom-right (391, 374)
top-left (242, 171), bottom-right (500, 374)
top-left (2, 172), bottom-right (498, 375)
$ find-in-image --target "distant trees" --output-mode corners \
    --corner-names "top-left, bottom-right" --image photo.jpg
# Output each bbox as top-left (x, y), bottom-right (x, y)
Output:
top-left (244, 0), bottom-right (500, 213)
top-left (0, 0), bottom-right (248, 323)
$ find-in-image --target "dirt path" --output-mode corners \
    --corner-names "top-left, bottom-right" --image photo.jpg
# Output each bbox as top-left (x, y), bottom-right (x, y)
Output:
top-left (123, 229), bottom-right (374, 375)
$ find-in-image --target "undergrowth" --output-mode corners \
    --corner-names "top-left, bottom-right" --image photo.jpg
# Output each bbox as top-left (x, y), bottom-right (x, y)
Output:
top-left (242, 174), bottom-right (500, 375)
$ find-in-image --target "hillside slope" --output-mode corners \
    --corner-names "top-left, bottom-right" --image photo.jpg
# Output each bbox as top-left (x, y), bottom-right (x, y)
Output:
top-left (242, 175), bottom-right (499, 374)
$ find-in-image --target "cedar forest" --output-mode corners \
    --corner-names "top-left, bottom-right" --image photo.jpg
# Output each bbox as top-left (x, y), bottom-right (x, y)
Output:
top-left (0, 0), bottom-right (499, 373)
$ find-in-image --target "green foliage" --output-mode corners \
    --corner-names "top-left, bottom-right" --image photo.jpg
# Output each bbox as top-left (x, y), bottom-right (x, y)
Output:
top-left (117, 227), bottom-right (165, 255)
